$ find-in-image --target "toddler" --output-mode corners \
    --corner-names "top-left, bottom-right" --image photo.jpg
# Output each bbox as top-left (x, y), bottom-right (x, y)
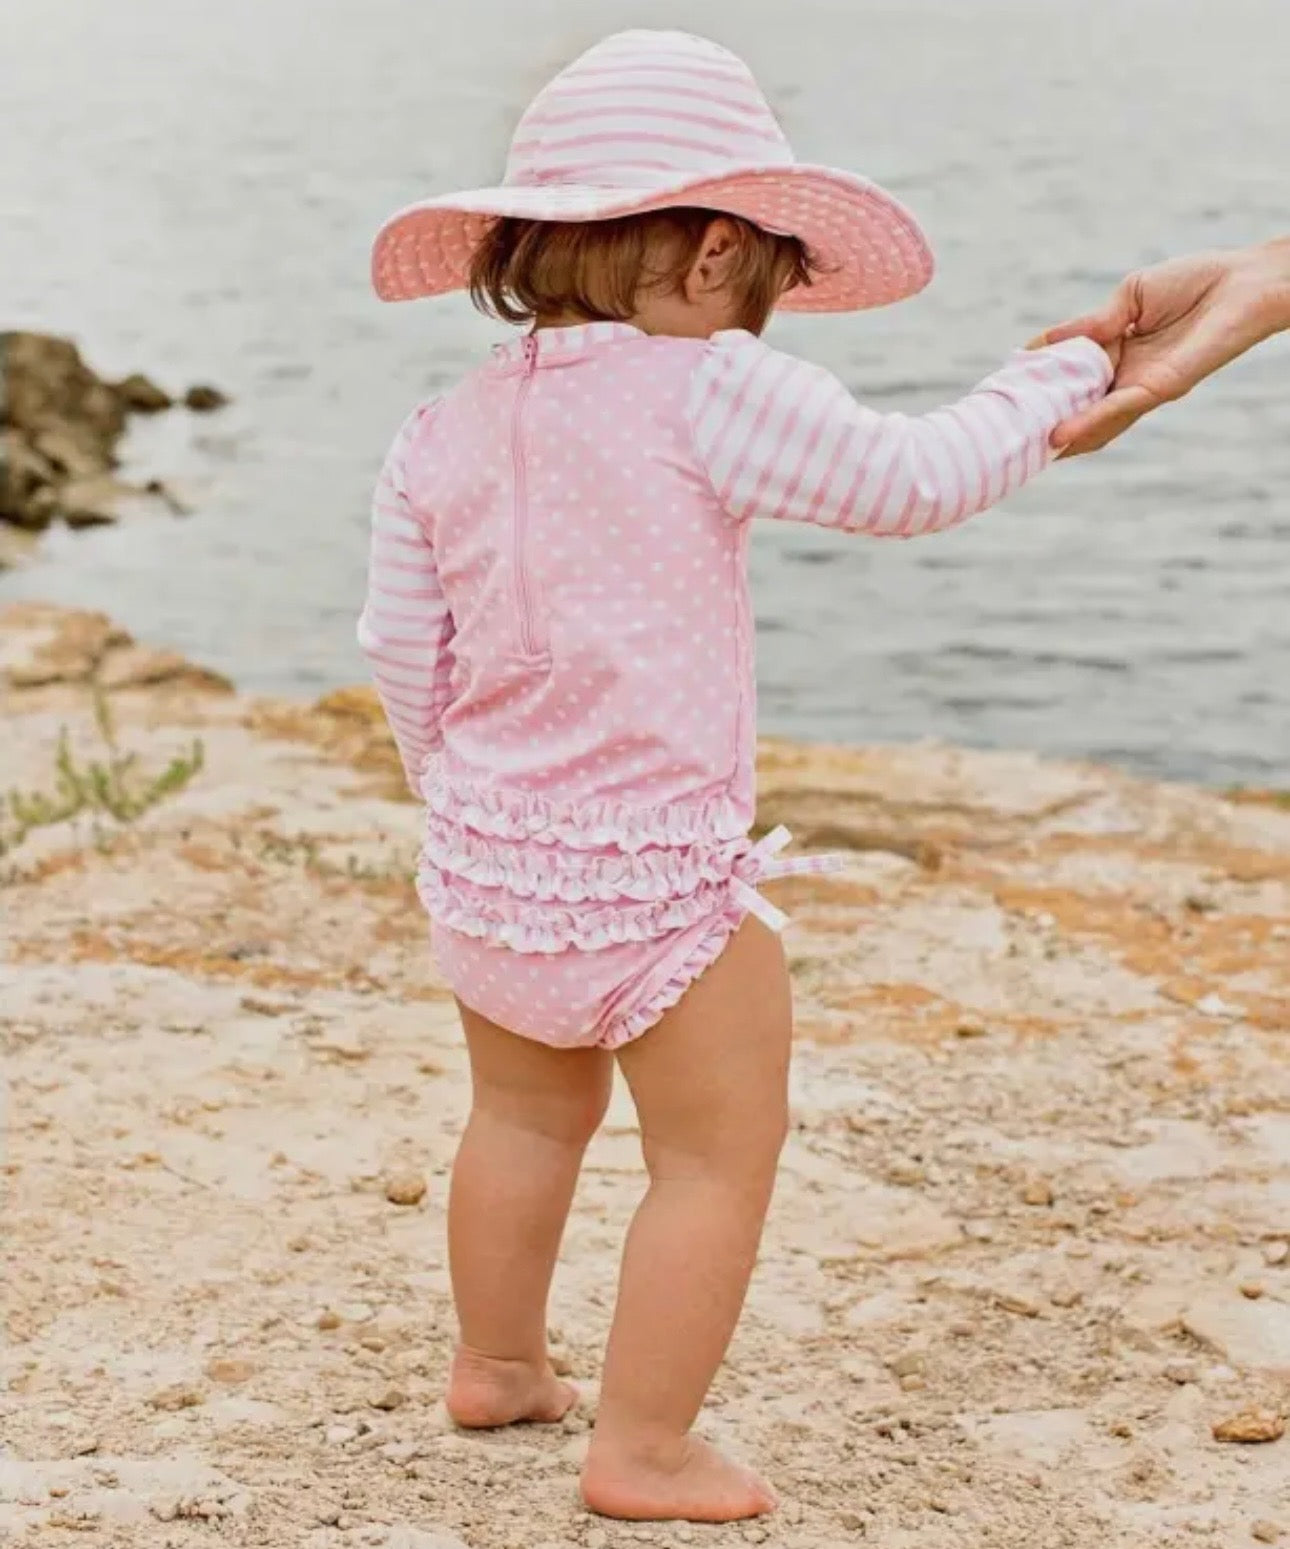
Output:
top-left (360, 29), bottom-right (1113, 1524)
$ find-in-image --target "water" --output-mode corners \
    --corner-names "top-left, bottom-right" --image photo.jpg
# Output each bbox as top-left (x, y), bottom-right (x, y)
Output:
top-left (3, 0), bottom-right (1288, 786)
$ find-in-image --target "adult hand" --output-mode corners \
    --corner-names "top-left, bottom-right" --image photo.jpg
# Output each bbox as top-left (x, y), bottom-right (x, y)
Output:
top-left (1033, 239), bottom-right (1290, 455)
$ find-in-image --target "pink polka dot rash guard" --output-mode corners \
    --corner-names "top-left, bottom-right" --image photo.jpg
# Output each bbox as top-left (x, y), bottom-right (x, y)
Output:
top-left (358, 321), bottom-right (1110, 955)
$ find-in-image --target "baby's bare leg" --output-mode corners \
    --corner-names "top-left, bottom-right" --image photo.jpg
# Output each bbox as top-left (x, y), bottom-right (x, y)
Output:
top-left (447, 1004), bottom-right (612, 1428)
top-left (582, 918), bottom-right (791, 1522)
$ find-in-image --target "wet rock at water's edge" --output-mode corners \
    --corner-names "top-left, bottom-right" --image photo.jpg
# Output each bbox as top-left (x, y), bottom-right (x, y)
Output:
top-left (0, 331), bottom-right (229, 556)
top-left (115, 372), bottom-right (174, 413)
top-left (184, 383), bottom-right (229, 413)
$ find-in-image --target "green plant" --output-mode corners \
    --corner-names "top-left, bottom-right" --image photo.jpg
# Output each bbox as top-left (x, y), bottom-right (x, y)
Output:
top-left (0, 684), bottom-right (204, 859)
top-left (1227, 786), bottom-right (1290, 810)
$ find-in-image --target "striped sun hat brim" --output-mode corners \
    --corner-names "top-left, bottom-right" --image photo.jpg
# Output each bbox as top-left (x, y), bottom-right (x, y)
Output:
top-left (371, 30), bottom-right (933, 314)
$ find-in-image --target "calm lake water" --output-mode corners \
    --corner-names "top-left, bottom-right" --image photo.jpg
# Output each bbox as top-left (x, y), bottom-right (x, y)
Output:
top-left (3, 0), bottom-right (1288, 785)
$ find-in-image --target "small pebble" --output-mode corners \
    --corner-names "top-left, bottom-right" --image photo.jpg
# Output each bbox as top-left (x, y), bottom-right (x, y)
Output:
top-left (1023, 1179), bottom-right (1054, 1207)
top-left (369, 1387), bottom-right (407, 1411)
top-left (184, 383), bottom-right (230, 412)
top-left (1239, 1281), bottom-right (1266, 1301)
top-left (995, 1292), bottom-right (1042, 1319)
top-left (1262, 1241), bottom-right (1289, 1267)
top-left (148, 1383), bottom-right (203, 1411)
top-left (384, 1170), bottom-right (428, 1207)
top-left (1252, 1522), bottom-right (1283, 1544)
top-left (1164, 1361), bottom-right (1198, 1386)
top-left (955, 1017), bottom-right (987, 1039)
top-left (240, 994), bottom-right (295, 1016)
top-left (315, 1309), bottom-right (342, 1331)
top-left (949, 1320), bottom-right (977, 1338)
top-left (204, 1357), bottom-right (255, 1386)
top-left (1213, 1409), bottom-right (1285, 1444)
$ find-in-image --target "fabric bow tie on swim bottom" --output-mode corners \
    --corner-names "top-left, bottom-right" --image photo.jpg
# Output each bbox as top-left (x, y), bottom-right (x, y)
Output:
top-left (729, 826), bottom-right (846, 933)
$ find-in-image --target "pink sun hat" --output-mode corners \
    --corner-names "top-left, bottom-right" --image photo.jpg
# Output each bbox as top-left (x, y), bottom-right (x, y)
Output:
top-left (371, 29), bottom-right (934, 314)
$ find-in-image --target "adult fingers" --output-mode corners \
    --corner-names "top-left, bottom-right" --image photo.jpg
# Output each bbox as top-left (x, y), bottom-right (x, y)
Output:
top-left (1050, 384), bottom-right (1159, 456)
top-left (1029, 282), bottom-right (1139, 351)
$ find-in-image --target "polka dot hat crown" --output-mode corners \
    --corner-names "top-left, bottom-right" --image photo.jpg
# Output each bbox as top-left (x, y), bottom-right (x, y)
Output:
top-left (371, 29), bottom-right (934, 314)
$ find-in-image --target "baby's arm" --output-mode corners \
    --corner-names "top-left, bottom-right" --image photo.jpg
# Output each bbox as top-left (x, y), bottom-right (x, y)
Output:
top-left (357, 401), bottom-right (456, 797)
top-left (688, 332), bottom-right (1112, 536)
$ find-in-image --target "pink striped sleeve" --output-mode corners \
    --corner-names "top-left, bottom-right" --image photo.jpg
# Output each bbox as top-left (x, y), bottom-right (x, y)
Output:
top-left (687, 332), bottom-right (1112, 536)
top-left (356, 400), bottom-right (455, 797)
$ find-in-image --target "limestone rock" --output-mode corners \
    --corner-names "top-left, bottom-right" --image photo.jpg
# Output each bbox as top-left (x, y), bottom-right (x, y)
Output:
top-left (1183, 1297), bottom-right (1290, 1374)
top-left (53, 474), bottom-right (136, 529)
top-left (184, 384), bottom-right (229, 412)
top-left (0, 431), bottom-right (58, 526)
top-left (3, 332), bottom-right (126, 449)
top-left (116, 373), bottom-right (173, 412)
top-left (204, 1358), bottom-right (256, 1386)
top-left (1, 332), bottom-right (198, 535)
top-left (1212, 1408), bottom-right (1285, 1444)
top-left (383, 1170), bottom-right (428, 1207)
top-left (1, 602), bottom-right (232, 697)
top-left (148, 1383), bottom-right (205, 1411)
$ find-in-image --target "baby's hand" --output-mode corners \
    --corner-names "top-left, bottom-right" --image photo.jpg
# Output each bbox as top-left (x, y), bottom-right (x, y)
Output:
top-left (1028, 328), bottom-right (1124, 374)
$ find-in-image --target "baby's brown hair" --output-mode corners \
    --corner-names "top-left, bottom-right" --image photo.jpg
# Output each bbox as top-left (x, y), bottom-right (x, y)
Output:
top-left (469, 208), bottom-right (817, 335)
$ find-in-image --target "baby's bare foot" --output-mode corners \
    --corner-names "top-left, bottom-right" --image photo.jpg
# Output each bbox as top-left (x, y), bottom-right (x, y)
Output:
top-left (581, 1434), bottom-right (776, 1522)
top-left (446, 1346), bottom-right (577, 1430)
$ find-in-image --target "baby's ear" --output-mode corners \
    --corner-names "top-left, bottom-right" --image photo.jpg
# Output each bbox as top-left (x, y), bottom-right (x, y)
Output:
top-left (688, 218), bottom-right (742, 297)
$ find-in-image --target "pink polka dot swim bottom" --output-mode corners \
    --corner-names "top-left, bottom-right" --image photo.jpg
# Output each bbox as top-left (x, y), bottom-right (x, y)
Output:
top-left (433, 904), bottom-right (747, 1050)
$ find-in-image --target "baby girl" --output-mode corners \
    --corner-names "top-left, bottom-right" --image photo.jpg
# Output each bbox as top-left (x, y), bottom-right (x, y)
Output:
top-left (360, 28), bottom-right (1113, 1525)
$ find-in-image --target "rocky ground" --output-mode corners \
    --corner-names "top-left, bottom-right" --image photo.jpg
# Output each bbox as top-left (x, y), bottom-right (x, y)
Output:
top-left (0, 334), bottom-right (226, 552)
top-left (2, 601), bottom-right (1289, 1548)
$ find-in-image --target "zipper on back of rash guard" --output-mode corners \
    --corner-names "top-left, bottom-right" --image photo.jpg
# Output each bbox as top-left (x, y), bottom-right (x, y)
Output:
top-left (510, 335), bottom-right (547, 660)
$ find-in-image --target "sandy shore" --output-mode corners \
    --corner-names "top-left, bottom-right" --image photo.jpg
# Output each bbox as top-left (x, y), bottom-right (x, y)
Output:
top-left (3, 600), bottom-right (1289, 1548)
